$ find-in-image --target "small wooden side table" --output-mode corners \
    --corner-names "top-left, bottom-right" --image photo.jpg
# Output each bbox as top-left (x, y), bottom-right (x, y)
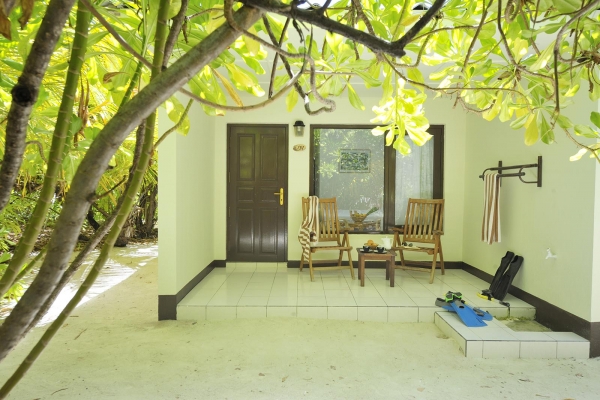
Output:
top-left (356, 250), bottom-right (396, 287)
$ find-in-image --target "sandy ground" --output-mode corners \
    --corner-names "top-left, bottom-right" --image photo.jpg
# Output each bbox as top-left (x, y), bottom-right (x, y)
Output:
top-left (1, 244), bottom-right (600, 400)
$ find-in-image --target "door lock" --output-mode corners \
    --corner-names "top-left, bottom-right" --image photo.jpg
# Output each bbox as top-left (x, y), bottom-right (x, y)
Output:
top-left (273, 188), bottom-right (284, 205)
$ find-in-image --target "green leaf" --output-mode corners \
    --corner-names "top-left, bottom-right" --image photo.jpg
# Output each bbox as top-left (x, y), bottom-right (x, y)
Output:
top-left (499, 95), bottom-right (513, 122)
top-left (407, 67), bottom-right (424, 84)
top-left (554, 0), bottom-right (581, 13)
top-left (243, 34), bottom-right (260, 57)
top-left (212, 68), bottom-right (243, 107)
top-left (510, 112), bottom-right (529, 129)
top-left (393, 132), bottom-right (411, 155)
top-left (355, 71), bottom-right (381, 87)
top-left (86, 31), bottom-right (109, 47)
top-left (347, 83), bottom-right (365, 111)
top-left (590, 111), bottom-right (600, 129)
top-left (574, 124), bottom-right (599, 138)
top-left (512, 38), bottom-right (528, 63)
top-left (242, 56), bottom-right (265, 75)
top-left (556, 114), bottom-right (573, 129)
top-left (325, 32), bottom-right (343, 57)
top-left (537, 0), bottom-right (553, 12)
top-left (524, 114), bottom-right (538, 146)
top-left (564, 84), bottom-right (580, 97)
top-left (1, 58), bottom-right (23, 71)
top-left (286, 87), bottom-right (298, 112)
top-left (538, 113), bottom-right (554, 144)
top-left (529, 40), bottom-right (555, 72)
top-left (570, 148), bottom-right (588, 162)
top-left (483, 93), bottom-right (503, 121)
top-left (478, 23), bottom-right (496, 40)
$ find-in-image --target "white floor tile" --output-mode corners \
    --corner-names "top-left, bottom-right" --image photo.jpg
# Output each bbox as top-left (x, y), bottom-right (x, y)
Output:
top-left (324, 289), bottom-right (354, 298)
top-left (465, 341), bottom-right (483, 358)
top-left (297, 306), bottom-right (327, 319)
top-left (237, 306), bottom-right (267, 319)
top-left (237, 296), bottom-right (269, 306)
top-left (234, 262), bottom-right (256, 270)
top-left (383, 297), bottom-right (417, 307)
top-left (483, 341), bottom-right (520, 358)
top-left (267, 306), bottom-right (297, 318)
top-left (351, 288), bottom-right (384, 298)
top-left (410, 297), bottom-right (437, 307)
top-left (510, 332), bottom-right (555, 341)
top-left (243, 289), bottom-right (271, 297)
top-left (556, 342), bottom-right (590, 359)
top-left (267, 296), bottom-right (298, 306)
top-left (388, 307), bottom-right (418, 322)
top-left (355, 297), bottom-right (387, 307)
top-left (472, 328), bottom-right (517, 341)
top-left (519, 341), bottom-right (557, 358)
top-left (546, 332), bottom-right (588, 342)
top-left (326, 297), bottom-right (357, 306)
top-left (245, 282), bottom-right (273, 290)
top-left (297, 296), bottom-right (327, 306)
top-left (177, 306), bottom-right (205, 321)
top-left (328, 307), bottom-right (357, 321)
top-left (206, 306), bottom-right (236, 320)
top-left (208, 295), bottom-right (242, 306)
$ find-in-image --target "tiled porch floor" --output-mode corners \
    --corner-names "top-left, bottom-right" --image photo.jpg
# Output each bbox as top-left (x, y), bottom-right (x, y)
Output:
top-left (177, 262), bottom-right (535, 322)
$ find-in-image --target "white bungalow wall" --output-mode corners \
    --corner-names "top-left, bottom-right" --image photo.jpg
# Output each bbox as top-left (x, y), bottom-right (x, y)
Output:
top-left (592, 100), bottom-right (600, 322)
top-left (158, 106), bottom-right (216, 296)
top-left (212, 95), bottom-right (467, 264)
top-left (462, 92), bottom-right (599, 322)
top-left (158, 89), bottom-right (600, 325)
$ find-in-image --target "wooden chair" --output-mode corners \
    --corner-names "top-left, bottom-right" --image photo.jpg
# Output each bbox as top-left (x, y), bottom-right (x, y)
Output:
top-left (390, 198), bottom-right (444, 284)
top-left (299, 197), bottom-right (355, 281)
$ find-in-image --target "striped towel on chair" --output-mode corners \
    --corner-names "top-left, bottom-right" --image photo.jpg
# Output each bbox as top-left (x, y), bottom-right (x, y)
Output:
top-left (482, 173), bottom-right (501, 244)
top-left (298, 196), bottom-right (319, 260)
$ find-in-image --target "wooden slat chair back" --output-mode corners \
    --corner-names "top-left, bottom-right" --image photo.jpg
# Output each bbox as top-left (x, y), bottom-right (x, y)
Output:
top-left (391, 198), bottom-right (444, 283)
top-left (300, 197), bottom-right (355, 281)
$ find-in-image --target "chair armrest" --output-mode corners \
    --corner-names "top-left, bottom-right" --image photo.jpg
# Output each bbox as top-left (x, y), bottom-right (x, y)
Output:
top-left (433, 230), bottom-right (443, 235)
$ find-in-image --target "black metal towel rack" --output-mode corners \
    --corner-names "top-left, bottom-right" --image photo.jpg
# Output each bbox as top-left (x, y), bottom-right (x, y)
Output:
top-left (479, 156), bottom-right (542, 187)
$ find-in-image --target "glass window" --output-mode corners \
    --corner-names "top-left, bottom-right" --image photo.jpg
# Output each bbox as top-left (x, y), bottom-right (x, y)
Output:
top-left (311, 125), bottom-right (443, 233)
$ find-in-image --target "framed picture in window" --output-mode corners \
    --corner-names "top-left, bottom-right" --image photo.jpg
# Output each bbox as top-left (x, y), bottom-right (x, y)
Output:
top-left (339, 149), bottom-right (370, 173)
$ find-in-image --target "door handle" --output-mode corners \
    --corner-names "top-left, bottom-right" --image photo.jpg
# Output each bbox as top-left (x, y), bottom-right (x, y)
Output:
top-left (273, 188), bottom-right (284, 205)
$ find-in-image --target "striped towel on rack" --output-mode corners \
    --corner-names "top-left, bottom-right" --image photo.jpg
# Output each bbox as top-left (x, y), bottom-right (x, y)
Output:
top-left (482, 173), bottom-right (501, 244)
top-left (298, 196), bottom-right (319, 261)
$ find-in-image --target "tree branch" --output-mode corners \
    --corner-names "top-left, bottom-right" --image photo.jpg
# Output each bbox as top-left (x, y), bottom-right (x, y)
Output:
top-left (0, 0), bottom-right (78, 212)
top-left (24, 141), bottom-right (48, 164)
top-left (0, 5), bottom-right (264, 365)
top-left (163, 0), bottom-right (190, 69)
top-left (241, 0), bottom-right (409, 57)
top-left (153, 99), bottom-right (193, 150)
top-left (392, 0), bottom-right (445, 51)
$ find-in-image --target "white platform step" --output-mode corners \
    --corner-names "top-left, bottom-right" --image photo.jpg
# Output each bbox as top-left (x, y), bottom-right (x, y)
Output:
top-left (434, 311), bottom-right (590, 359)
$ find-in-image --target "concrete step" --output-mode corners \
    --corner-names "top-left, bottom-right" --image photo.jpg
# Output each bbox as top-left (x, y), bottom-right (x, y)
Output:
top-left (434, 311), bottom-right (590, 359)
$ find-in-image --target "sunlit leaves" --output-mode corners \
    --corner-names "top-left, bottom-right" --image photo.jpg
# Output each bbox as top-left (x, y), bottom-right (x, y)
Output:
top-left (371, 78), bottom-right (430, 154)
top-left (347, 83), bottom-right (364, 110)
top-left (524, 114), bottom-right (538, 146)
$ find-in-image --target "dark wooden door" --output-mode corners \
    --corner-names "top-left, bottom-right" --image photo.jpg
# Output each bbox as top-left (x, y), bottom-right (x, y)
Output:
top-left (227, 125), bottom-right (288, 262)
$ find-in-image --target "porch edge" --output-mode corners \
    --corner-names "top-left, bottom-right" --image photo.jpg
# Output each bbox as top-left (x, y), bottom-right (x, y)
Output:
top-left (462, 262), bottom-right (599, 358)
top-left (158, 260), bottom-right (226, 321)
top-left (286, 260), bottom-right (463, 269)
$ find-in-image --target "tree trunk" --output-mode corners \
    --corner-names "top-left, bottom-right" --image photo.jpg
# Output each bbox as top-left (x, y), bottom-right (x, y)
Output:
top-left (0, 0), bottom-right (79, 212)
top-left (0, 5), bottom-right (264, 363)
top-left (0, 0), bottom-right (90, 299)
